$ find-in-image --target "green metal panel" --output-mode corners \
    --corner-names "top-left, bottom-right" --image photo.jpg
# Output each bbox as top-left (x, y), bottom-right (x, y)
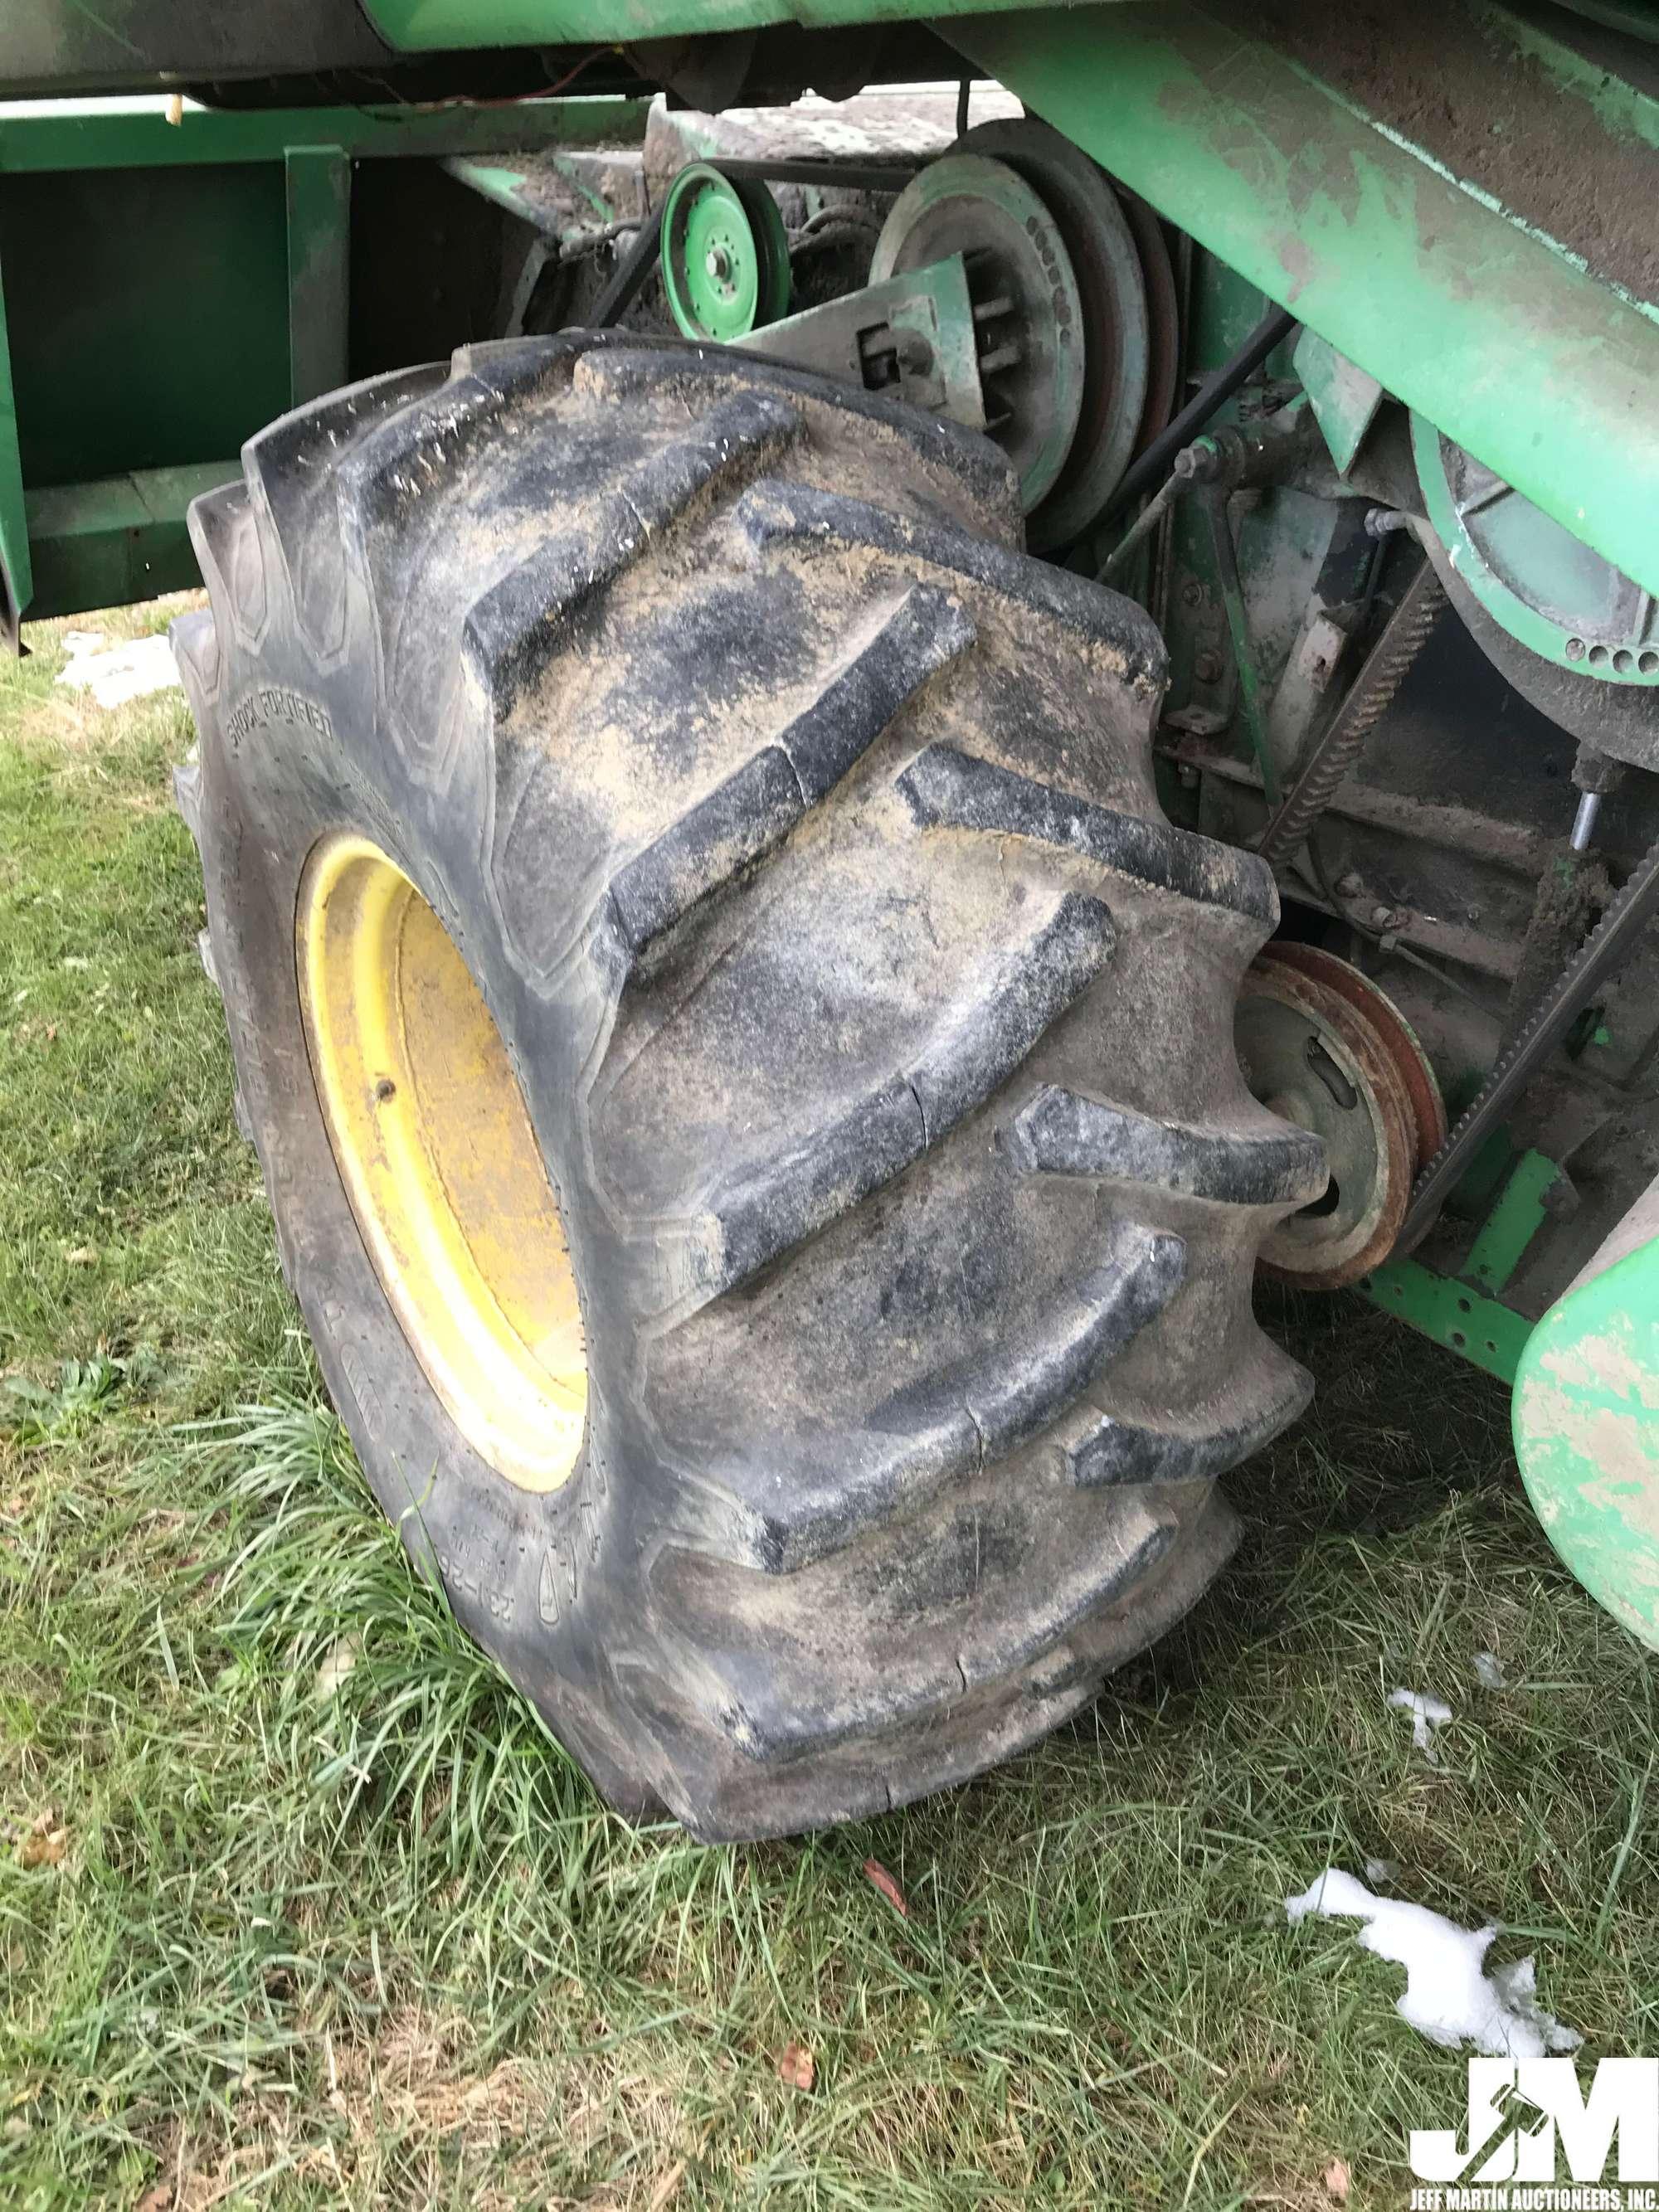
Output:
top-left (286, 145), bottom-right (351, 408)
top-left (0, 160), bottom-right (291, 488)
top-left (1469, 0), bottom-right (1659, 148)
top-left (0, 97), bottom-right (650, 174)
top-left (0, 7), bottom-right (395, 95)
top-left (1462, 1150), bottom-right (1562, 1293)
top-left (0, 95), bottom-right (647, 624)
top-left (1293, 331), bottom-right (1382, 481)
top-left (943, 5), bottom-right (1659, 603)
top-left (25, 461), bottom-right (234, 618)
top-left (1514, 1186), bottom-right (1659, 1650)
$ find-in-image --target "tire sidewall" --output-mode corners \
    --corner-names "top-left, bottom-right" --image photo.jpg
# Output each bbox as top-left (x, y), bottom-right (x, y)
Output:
top-left (197, 588), bottom-right (659, 1812)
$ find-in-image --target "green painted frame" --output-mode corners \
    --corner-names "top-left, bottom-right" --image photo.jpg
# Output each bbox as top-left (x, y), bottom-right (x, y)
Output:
top-left (1363, 1260), bottom-right (1535, 1385)
top-left (1363, 1150), bottom-right (1562, 1383)
top-left (0, 255), bottom-right (28, 643)
top-left (0, 95), bottom-right (649, 629)
top-left (944, 4), bottom-right (1659, 602)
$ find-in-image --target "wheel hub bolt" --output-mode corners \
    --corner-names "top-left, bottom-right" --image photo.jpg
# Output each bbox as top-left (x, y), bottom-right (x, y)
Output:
top-left (706, 246), bottom-right (732, 282)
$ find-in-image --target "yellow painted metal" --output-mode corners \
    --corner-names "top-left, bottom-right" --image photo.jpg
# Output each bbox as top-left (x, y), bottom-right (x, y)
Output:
top-left (297, 834), bottom-right (586, 1490)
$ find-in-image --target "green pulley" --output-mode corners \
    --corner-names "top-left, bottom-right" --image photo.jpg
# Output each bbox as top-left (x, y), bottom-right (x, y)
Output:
top-left (1413, 412), bottom-right (1659, 690)
top-left (1412, 411), bottom-right (1659, 756)
top-left (659, 163), bottom-right (791, 343)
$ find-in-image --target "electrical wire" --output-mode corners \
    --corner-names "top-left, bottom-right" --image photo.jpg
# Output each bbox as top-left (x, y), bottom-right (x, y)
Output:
top-left (397, 45), bottom-right (624, 114)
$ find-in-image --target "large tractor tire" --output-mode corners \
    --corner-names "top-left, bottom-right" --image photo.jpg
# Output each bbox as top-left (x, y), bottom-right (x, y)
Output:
top-left (173, 334), bottom-right (1321, 1840)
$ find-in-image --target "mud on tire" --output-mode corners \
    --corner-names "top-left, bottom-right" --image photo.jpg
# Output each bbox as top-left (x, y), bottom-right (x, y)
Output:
top-left (173, 334), bottom-right (1321, 1840)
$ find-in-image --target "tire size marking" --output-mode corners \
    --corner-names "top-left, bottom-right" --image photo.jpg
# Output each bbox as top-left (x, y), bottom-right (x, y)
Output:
top-left (538, 1539), bottom-right (578, 1626)
top-left (335, 1335), bottom-right (386, 1444)
top-left (439, 1541), bottom-right (517, 1628)
top-left (577, 1501), bottom-right (601, 1566)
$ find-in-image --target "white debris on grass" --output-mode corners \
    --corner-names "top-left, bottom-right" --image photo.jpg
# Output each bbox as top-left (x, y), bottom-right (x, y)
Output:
top-left (314, 1634), bottom-right (362, 1699)
top-left (1388, 1685), bottom-right (1452, 1757)
top-left (1286, 1869), bottom-right (1582, 2058)
top-left (56, 630), bottom-right (181, 710)
top-left (1472, 1650), bottom-right (1508, 1689)
top-left (1364, 1857), bottom-right (1400, 1888)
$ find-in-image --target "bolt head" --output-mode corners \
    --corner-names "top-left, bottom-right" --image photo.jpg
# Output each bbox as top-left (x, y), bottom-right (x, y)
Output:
top-left (1540, 1174), bottom-right (1578, 1218)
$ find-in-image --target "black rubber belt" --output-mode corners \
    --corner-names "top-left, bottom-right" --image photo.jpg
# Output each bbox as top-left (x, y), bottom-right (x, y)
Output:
top-left (592, 216), bottom-right (664, 327)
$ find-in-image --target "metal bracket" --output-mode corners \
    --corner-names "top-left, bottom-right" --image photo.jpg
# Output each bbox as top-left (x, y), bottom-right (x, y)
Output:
top-left (1361, 1257), bottom-right (1534, 1383)
top-left (729, 253), bottom-right (985, 430)
top-left (1294, 328), bottom-right (1384, 479)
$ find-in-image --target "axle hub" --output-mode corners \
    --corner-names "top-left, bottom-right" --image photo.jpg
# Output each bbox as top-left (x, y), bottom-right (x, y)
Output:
top-left (1238, 946), bottom-right (1444, 1290)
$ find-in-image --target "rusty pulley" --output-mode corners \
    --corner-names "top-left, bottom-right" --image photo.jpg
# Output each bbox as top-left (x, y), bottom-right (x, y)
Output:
top-left (1237, 944), bottom-right (1445, 1291)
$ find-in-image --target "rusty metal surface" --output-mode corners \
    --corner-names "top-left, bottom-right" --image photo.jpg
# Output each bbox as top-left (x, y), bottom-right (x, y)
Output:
top-left (1238, 956), bottom-right (1418, 1288)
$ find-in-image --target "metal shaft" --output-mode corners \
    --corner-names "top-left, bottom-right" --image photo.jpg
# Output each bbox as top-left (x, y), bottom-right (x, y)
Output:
top-left (1255, 563), bottom-right (1445, 872)
top-left (1097, 465), bottom-right (1182, 584)
top-left (1097, 304), bottom-right (1297, 527)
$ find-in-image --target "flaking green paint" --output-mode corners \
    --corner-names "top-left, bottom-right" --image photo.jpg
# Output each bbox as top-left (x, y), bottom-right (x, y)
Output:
top-left (1515, 1233), bottom-right (1659, 1651)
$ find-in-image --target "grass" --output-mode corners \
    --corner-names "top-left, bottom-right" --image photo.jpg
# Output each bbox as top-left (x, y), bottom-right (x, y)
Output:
top-left (0, 602), bottom-right (1654, 2210)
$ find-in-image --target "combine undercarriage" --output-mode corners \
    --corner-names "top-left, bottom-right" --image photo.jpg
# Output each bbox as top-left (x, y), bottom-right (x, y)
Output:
top-left (2, 2), bottom-right (1655, 1830)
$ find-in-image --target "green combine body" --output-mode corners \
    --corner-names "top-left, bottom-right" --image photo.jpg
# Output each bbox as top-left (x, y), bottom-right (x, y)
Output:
top-left (4, 0), bottom-right (1656, 1830)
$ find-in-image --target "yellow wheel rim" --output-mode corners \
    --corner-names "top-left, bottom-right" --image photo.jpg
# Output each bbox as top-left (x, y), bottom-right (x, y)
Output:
top-left (296, 834), bottom-right (586, 1491)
